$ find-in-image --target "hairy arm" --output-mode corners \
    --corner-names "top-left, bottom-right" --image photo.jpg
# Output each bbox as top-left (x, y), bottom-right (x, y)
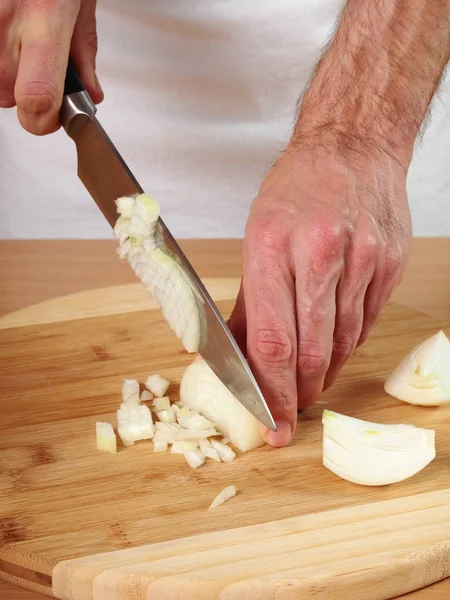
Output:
top-left (294, 0), bottom-right (450, 165)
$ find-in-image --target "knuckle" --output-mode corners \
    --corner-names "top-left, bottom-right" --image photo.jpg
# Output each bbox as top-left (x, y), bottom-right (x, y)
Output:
top-left (83, 28), bottom-right (99, 53)
top-left (248, 220), bottom-right (291, 270)
top-left (17, 80), bottom-right (59, 115)
top-left (297, 344), bottom-right (329, 375)
top-left (383, 242), bottom-right (404, 277)
top-left (332, 334), bottom-right (355, 359)
top-left (20, 0), bottom-right (58, 15)
top-left (254, 328), bottom-right (294, 364)
top-left (355, 234), bottom-right (379, 269)
top-left (309, 222), bottom-right (344, 265)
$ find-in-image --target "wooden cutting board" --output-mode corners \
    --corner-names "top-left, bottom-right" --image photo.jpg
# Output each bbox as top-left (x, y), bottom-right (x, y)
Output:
top-left (1, 278), bottom-right (450, 600)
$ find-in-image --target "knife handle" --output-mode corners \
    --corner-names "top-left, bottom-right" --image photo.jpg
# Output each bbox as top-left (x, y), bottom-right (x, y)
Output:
top-left (60, 59), bottom-right (96, 130)
top-left (64, 60), bottom-right (86, 96)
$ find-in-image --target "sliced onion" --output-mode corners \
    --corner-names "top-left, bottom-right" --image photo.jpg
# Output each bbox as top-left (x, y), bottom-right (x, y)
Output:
top-left (114, 193), bottom-right (201, 353)
top-left (209, 485), bottom-right (237, 509)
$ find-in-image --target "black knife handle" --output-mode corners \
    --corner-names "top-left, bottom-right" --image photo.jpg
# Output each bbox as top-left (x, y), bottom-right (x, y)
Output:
top-left (64, 60), bottom-right (85, 96)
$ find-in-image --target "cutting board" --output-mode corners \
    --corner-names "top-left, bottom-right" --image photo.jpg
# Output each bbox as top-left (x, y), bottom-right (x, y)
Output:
top-left (1, 278), bottom-right (450, 600)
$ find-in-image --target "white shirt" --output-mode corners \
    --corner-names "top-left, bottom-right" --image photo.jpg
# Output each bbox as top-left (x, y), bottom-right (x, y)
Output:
top-left (1, 0), bottom-right (449, 239)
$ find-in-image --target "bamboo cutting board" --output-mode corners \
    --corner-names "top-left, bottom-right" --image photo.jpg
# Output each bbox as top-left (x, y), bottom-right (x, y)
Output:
top-left (1, 277), bottom-right (450, 600)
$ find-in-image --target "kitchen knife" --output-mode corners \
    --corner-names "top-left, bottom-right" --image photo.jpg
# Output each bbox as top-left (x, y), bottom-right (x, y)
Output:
top-left (60, 61), bottom-right (277, 432)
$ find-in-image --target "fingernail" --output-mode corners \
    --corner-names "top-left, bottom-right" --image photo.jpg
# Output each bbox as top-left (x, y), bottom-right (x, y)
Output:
top-left (264, 421), bottom-right (293, 448)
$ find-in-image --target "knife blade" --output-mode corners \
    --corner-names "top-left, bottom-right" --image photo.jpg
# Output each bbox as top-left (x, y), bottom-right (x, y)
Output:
top-left (60, 61), bottom-right (277, 432)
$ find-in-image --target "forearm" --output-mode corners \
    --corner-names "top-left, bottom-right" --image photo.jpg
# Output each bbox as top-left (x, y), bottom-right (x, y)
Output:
top-left (294, 0), bottom-right (450, 164)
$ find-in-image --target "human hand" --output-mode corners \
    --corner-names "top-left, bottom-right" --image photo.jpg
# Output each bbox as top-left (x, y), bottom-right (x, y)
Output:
top-left (228, 140), bottom-right (412, 447)
top-left (0, 0), bottom-right (103, 135)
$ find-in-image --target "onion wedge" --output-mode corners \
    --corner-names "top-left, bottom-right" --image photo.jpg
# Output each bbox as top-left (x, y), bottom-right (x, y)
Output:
top-left (385, 330), bottom-right (450, 405)
top-left (322, 410), bottom-right (435, 486)
top-left (180, 359), bottom-right (265, 452)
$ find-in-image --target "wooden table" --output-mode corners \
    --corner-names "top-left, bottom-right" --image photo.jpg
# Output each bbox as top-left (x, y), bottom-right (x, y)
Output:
top-left (1, 238), bottom-right (449, 600)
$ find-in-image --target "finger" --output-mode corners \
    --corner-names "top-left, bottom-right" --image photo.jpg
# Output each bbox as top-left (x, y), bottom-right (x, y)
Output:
top-left (358, 243), bottom-right (405, 346)
top-left (244, 227), bottom-right (297, 448)
top-left (0, 49), bottom-right (19, 108)
top-left (0, 10), bottom-right (20, 107)
top-left (15, 0), bottom-right (81, 135)
top-left (70, 0), bottom-right (103, 104)
top-left (295, 228), bottom-right (341, 409)
top-left (323, 238), bottom-right (376, 391)
top-left (227, 278), bottom-right (247, 355)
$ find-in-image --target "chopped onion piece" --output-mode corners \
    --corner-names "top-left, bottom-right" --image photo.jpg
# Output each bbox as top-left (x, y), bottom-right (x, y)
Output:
top-left (178, 406), bottom-right (191, 418)
top-left (178, 414), bottom-right (212, 430)
top-left (211, 440), bottom-right (236, 462)
top-left (199, 439), bottom-right (221, 462)
top-left (122, 379), bottom-right (140, 405)
top-left (115, 195), bottom-right (135, 218)
top-left (140, 390), bottom-right (153, 402)
top-left (96, 422), bottom-right (117, 454)
top-left (184, 450), bottom-right (205, 469)
top-left (209, 485), bottom-right (237, 509)
top-left (221, 437), bottom-right (230, 445)
top-left (153, 439), bottom-right (168, 452)
top-left (158, 407), bottom-right (177, 423)
top-left (176, 427), bottom-right (219, 440)
top-left (153, 396), bottom-right (171, 411)
top-left (322, 410), bottom-right (435, 486)
top-left (146, 374), bottom-right (170, 397)
top-left (117, 404), bottom-right (154, 446)
top-left (171, 441), bottom-right (197, 454)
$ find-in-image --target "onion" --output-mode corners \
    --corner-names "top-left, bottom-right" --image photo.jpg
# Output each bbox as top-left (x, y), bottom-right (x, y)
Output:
top-left (178, 415), bottom-right (213, 430)
top-left (322, 410), bottom-right (435, 486)
top-left (157, 407), bottom-right (177, 423)
top-left (180, 359), bottom-right (265, 452)
top-left (117, 404), bottom-right (154, 446)
top-left (210, 439), bottom-right (236, 462)
top-left (153, 396), bottom-right (171, 411)
top-left (153, 439), bottom-right (168, 453)
top-left (145, 374), bottom-right (170, 398)
top-left (96, 422), bottom-right (117, 454)
top-left (114, 193), bottom-right (201, 353)
top-left (140, 390), bottom-right (153, 402)
top-left (209, 485), bottom-right (237, 509)
top-left (184, 450), bottom-right (206, 469)
top-left (199, 439), bottom-right (221, 462)
top-left (171, 441), bottom-right (197, 454)
top-left (385, 330), bottom-right (450, 405)
top-left (122, 379), bottom-right (140, 405)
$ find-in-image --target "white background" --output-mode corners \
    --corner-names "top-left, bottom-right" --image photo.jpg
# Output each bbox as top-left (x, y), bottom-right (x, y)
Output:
top-left (1, 0), bottom-right (449, 239)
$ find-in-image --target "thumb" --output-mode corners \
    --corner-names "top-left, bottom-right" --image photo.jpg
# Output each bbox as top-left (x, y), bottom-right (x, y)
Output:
top-left (70, 0), bottom-right (103, 103)
top-left (226, 278), bottom-right (247, 356)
